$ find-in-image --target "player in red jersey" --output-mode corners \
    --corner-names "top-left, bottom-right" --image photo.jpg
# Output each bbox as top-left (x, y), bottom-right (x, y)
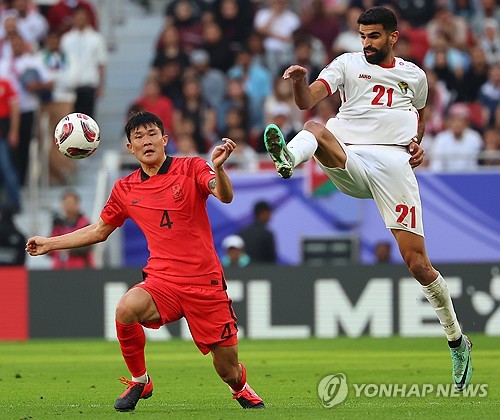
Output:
top-left (26, 112), bottom-right (265, 411)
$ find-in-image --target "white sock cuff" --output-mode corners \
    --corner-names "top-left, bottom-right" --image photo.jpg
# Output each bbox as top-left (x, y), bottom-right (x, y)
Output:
top-left (297, 130), bottom-right (318, 146)
top-left (422, 272), bottom-right (444, 293)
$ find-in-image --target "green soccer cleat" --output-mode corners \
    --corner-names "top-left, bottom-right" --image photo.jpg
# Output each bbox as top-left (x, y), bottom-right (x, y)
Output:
top-left (264, 124), bottom-right (295, 179)
top-left (450, 335), bottom-right (473, 391)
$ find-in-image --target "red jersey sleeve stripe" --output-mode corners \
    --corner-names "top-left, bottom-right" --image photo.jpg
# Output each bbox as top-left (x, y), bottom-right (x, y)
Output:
top-left (317, 78), bottom-right (332, 96)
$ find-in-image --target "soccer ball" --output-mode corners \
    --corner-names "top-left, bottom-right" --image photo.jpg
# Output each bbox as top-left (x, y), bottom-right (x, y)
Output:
top-left (54, 113), bottom-right (100, 159)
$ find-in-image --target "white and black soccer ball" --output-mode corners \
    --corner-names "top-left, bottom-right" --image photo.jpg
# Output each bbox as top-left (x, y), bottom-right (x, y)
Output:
top-left (54, 113), bottom-right (101, 159)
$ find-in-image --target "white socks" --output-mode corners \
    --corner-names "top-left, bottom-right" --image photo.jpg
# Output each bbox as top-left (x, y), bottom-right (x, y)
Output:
top-left (287, 130), bottom-right (318, 167)
top-left (422, 273), bottom-right (462, 341)
top-left (132, 373), bottom-right (149, 384)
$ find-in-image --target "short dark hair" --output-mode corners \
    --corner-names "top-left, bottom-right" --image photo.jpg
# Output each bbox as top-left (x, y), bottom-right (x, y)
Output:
top-left (125, 111), bottom-right (164, 142)
top-left (357, 6), bottom-right (397, 33)
top-left (254, 200), bottom-right (272, 217)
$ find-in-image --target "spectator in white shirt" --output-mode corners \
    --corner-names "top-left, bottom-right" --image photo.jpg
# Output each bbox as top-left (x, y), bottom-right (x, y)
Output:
top-left (60, 6), bottom-right (106, 118)
top-left (1, 0), bottom-right (48, 47)
top-left (254, 0), bottom-right (300, 75)
top-left (430, 103), bottom-right (484, 172)
top-left (0, 32), bottom-right (53, 186)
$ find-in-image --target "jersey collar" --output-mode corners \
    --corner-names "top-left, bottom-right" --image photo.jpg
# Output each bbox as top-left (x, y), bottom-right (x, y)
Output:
top-left (378, 58), bottom-right (396, 68)
top-left (140, 156), bottom-right (173, 181)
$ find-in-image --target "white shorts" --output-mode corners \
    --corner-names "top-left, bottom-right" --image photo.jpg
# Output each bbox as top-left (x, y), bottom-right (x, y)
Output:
top-left (314, 142), bottom-right (424, 237)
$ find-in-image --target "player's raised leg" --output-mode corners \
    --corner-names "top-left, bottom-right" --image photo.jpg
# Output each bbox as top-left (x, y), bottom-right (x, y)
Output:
top-left (114, 288), bottom-right (159, 412)
top-left (392, 229), bottom-right (473, 390)
top-left (211, 345), bottom-right (265, 409)
top-left (264, 121), bottom-right (346, 178)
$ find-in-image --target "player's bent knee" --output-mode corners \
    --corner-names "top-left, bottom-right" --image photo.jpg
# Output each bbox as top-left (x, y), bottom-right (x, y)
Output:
top-left (214, 363), bottom-right (240, 384)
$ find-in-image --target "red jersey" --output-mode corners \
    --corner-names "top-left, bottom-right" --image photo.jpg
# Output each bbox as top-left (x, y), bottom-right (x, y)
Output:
top-left (0, 78), bottom-right (17, 119)
top-left (101, 156), bottom-right (225, 288)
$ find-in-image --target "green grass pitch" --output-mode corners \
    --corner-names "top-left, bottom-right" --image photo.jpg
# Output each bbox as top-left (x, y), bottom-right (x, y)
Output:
top-left (0, 335), bottom-right (498, 419)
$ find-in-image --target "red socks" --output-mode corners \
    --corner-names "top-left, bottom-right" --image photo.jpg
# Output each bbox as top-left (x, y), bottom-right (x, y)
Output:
top-left (116, 321), bottom-right (146, 377)
top-left (230, 362), bottom-right (247, 393)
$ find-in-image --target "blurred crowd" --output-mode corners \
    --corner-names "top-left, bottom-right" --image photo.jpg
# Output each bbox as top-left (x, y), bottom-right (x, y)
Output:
top-left (132, 0), bottom-right (499, 172)
top-left (1, 0), bottom-right (500, 215)
top-left (0, 0), bottom-right (106, 212)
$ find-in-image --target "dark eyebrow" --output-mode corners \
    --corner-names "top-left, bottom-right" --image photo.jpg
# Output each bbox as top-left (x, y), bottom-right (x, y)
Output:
top-left (359, 31), bottom-right (382, 37)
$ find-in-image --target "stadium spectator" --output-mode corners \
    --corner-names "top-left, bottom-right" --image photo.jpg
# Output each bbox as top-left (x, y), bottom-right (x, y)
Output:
top-left (152, 25), bottom-right (190, 70)
top-left (26, 112), bottom-right (265, 412)
top-left (479, 63), bottom-right (500, 128)
top-left (211, 0), bottom-right (254, 48)
top-left (131, 75), bottom-right (175, 138)
top-left (423, 32), bottom-right (464, 94)
top-left (0, 76), bottom-right (20, 212)
top-left (228, 47), bottom-right (272, 135)
top-left (188, 48), bottom-right (226, 109)
top-left (331, 7), bottom-right (363, 57)
top-left (239, 200), bottom-right (277, 264)
top-left (470, 0), bottom-right (500, 38)
top-left (263, 7), bottom-right (473, 390)
top-left (173, 132), bottom-right (197, 156)
top-left (263, 77), bottom-right (302, 137)
top-left (479, 18), bottom-right (500, 65)
top-left (455, 45), bottom-right (489, 103)
top-left (60, 6), bottom-right (106, 118)
top-left (0, 0), bottom-right (48, 48)
top-left (253, 0), bottom-right (301, 75)
top-left (156, 57), bottom-right (184, 108)
top-left (219, 127), bottom-right (259, 171)
top-left (37, 29), bottom-right (76, 185)
top-left (430, 103), bottom-right (483, 171)
top-left (163, 0), bottom-right (207, 51)
top-left (200, 20), bottom-right (234, 72)
top-left (479, 127), bottom-right (500, 166)
top-left (426, 5), bottom-right (470, 51)
top-left (173, 75), bottom-right (217, 154)
top-left (0, 32), bottom-right (53, 186)
top-left (423, 69), bottom-right (452, 138)
top-left (285, 33), bottom-right (324, 84)
top-left (50, 190), bottom-right (94, 269)
top-left (374, 241), bottom-right (392, 264)
top-left (216, 77), bottom-right (250, 135)
top-left (46, 0), bottom-right (97, 33)
top-left (299, 0), bottom-right (341, 53)
top-left (395, 0), bottom-right (437, 27)
top-left (221, 234), bottom-right (250, 267)
top-left (0, 207), bottom-right (26, 266)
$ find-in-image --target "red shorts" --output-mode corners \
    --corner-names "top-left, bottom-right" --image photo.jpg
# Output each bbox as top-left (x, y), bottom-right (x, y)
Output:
top-left (134, 275), bottom-right (238, 354)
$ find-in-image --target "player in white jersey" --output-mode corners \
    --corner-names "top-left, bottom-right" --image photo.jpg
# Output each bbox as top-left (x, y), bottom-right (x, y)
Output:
top-left (264, 6), bottom-right (472, 390)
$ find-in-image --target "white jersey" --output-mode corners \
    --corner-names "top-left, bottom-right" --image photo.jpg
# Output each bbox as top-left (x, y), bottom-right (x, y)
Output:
top-left (317, 52), bottom-right (428, 146)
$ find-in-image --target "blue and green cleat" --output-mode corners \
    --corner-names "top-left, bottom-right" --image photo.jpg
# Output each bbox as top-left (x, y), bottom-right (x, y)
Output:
top-left (263, 124), bottom-right (295, 179)
top-left (450, 335), bottom-right (473, 391)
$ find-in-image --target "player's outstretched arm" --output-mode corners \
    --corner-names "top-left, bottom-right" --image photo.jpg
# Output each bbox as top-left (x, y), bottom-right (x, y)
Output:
top-left (209, 138), bottom-right (235, 204)
top-left (283, 65), bottom-right (328, 110)
top-left (26, 218), bottom-right (116, 256)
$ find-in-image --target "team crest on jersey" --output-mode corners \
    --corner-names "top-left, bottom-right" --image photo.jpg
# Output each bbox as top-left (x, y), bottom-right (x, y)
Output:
top-left (398, 81), bottom-right (409, 94)
top-left (171, 183), bottom-right (184, 202)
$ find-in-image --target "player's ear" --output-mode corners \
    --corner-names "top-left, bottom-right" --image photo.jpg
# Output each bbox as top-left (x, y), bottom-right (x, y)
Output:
top-left (390, 30), bottom-right (399, 46)
top-left (126, 142), bottom-right (134, 154)
top-left (163, 134), bottom-right (168, 147)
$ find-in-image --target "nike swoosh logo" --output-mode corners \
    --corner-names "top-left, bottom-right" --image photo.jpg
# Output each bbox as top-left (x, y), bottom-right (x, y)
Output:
top-left (132, 198), bottom-right (143, 205)
top-left (455, 356), bottom-right (470, 390)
